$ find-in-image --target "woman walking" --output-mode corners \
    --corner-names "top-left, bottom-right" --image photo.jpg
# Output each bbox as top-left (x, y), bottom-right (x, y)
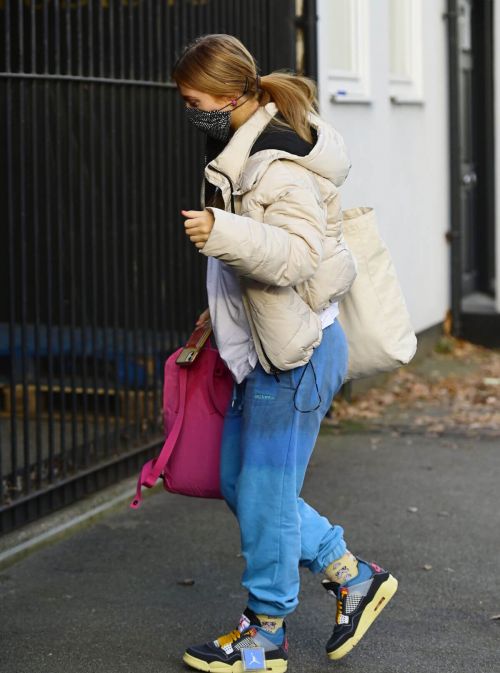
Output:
top-left (173, 34), bottom-right (397, 672)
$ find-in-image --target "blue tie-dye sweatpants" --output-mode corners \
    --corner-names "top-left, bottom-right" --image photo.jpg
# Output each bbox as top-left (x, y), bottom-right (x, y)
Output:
top-left (219, 319), bottom-right (350, 616)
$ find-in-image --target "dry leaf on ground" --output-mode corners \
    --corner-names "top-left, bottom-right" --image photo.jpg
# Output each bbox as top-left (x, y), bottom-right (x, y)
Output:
top-left (333, 337), bottom-right (500, 435)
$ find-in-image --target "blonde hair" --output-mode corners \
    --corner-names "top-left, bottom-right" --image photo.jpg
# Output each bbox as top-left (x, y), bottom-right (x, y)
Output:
top-left (172, 33), bottom-right (319, 143)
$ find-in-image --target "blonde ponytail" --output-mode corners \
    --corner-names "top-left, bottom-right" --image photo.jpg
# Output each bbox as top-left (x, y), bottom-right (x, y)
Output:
top-left (172, 34), bottom-right (318, 144)
top-left (258, 71), bottom-right (318, 143)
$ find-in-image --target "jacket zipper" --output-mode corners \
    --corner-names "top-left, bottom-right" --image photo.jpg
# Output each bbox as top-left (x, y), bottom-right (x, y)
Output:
top-left (205, 165), bottom-right (236, 215)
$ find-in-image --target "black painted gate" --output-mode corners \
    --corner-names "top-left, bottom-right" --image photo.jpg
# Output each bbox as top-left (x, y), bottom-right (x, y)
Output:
top-left (0, 0), bottom-right (317, 534)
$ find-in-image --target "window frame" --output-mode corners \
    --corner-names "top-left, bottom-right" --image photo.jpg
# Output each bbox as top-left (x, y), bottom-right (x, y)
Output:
top-left (324, 0), bottom-right (372, 105)
top-left (388, 0), bottom-right (425, 105)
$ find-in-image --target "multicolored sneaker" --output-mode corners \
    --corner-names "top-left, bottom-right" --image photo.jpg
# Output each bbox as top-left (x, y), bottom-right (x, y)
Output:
top-left (322, 558), bottom-right (398, 660)
top-left (182, 607), bottom-right (288, 672)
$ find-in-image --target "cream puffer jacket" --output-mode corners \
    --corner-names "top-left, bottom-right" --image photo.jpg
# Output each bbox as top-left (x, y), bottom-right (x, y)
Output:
top-left (201, 102), bottom-right (357, 373)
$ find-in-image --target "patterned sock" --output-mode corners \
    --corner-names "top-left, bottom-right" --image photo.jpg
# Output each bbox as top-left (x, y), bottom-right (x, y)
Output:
top-left (344, 558), bottom-right (373, 587)
top-left (324, 550), bottom-right (359, 584)
top-left (255, 614), bottom-right (285, 644)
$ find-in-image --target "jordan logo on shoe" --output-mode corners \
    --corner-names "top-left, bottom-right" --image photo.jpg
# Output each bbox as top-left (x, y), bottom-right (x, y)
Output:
top-left (241, 647), bottom-right (266, 670)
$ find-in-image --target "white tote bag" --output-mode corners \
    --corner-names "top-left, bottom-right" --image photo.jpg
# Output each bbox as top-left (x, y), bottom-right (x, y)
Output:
top-left (338, 206), bottom-right (417, 381)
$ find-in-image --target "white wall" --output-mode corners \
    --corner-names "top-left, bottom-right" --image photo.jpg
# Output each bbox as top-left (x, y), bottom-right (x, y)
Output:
top-left (495, 0), bottom-right (500, 312)
top-left (317, 0), bottom-right (450, 334)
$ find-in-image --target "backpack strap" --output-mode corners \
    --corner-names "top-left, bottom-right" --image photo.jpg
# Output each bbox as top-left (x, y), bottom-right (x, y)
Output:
top-left (129, 365), bottom-right (188, 509)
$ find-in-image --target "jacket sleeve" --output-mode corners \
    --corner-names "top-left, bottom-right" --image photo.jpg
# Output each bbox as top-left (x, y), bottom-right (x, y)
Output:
top-left (200, 161), bottom-right (325, 287)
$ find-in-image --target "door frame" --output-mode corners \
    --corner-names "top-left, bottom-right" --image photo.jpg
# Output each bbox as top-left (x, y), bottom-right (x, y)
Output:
top-left (446, 0), bottom-right (496, 337)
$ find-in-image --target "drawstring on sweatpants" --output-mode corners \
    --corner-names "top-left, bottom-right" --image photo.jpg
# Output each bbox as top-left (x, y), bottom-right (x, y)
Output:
top-left (231, 363), bottom-right (321, 414)
top-left (293, 360), bottom-right (322, 413)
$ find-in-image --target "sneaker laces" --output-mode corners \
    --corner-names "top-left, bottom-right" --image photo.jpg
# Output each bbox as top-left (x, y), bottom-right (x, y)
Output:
top-left (214, 609), bottom-right (272, 649)
top-left (336, 587), bottom-right (349, 625)
top-left (215, 629), bottom-right (242, 648)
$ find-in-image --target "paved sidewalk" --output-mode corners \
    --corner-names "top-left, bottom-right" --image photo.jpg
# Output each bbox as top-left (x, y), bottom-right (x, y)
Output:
top-left (1, 429), bottom-right (499, 673)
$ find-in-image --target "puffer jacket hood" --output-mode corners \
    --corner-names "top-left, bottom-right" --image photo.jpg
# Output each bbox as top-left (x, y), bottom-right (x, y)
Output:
top-left (204, 102), bottom-right (352, 197)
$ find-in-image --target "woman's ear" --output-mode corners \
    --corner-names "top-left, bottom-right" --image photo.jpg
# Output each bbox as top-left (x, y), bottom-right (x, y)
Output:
top-left (222, 94), bottom-right (238, 107)
top-left (225, 91), bottom-right (243, 107)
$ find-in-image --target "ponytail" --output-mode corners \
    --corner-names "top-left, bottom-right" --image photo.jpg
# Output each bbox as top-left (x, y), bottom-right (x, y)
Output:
top-left (258, 71), bottom-right (319, 144)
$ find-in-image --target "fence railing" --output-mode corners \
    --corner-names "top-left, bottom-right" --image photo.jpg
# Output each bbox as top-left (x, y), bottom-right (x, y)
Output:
top-left (0, 0), bottom-right (317, 534)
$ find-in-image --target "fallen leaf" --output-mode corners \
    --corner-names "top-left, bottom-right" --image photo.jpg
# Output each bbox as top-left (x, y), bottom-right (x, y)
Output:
top-left (422, 564), bottom-right (433, 571)
top-left (427, 423), bottom-right (446, 433)
top-left (407, 506), bottom-right (419, 513)
top-left (177, 578), bottom-right (195, 586)
top-left (331, 338), bottom-right (500, 435)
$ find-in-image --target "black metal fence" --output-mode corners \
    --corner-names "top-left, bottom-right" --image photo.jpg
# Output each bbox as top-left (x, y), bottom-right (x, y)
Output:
top-left (0, 0), bottom-right (317, 534)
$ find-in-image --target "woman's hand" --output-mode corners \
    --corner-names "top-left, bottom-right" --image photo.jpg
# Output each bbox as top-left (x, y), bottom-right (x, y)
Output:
top-left (182, 208), bottom-right (215, 249)
top-left (196, 308), bottom-right (210, 327)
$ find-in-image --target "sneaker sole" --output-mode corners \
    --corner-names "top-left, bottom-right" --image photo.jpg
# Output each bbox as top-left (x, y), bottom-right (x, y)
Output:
top-left (327, 573), bottom-right (398, 661)
top-left (183, 651), bottom-right (288, 673)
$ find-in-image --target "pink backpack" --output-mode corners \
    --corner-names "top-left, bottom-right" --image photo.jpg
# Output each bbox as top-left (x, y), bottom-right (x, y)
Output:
top-left (130, 341), bottom-right (233, 508)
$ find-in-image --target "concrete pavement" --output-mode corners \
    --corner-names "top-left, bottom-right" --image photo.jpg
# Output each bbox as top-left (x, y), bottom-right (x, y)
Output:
top-left (1, 428), bottom-right (499, 673)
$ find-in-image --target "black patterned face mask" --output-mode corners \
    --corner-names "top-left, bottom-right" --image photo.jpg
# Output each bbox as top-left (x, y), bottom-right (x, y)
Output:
top-left (185, 105), bottom-right (232, 142)
top-left (185, 90), bottom-right (247, 142)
